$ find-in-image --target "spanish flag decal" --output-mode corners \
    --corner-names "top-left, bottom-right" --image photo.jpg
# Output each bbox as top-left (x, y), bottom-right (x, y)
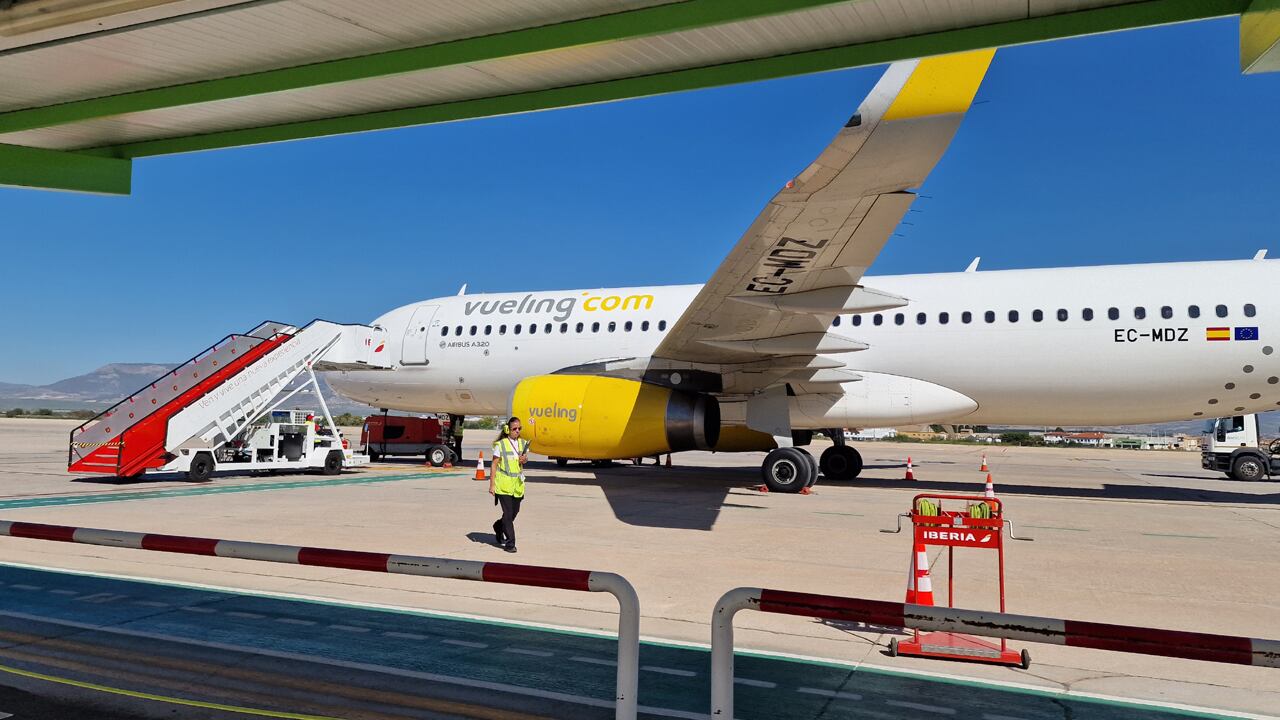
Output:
top-left (1206, 327), bottom-right (1231, 341)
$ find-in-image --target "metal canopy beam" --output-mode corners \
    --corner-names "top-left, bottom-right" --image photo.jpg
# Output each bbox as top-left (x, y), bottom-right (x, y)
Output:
top-left (83, 0), bottom-right (1248, 160)
top-left (0, 142), bottom-right (130, 194)
top-left (1241, 0), bottom-right (1280, 72)
top-left (0, 0), bottom-right (848, 136)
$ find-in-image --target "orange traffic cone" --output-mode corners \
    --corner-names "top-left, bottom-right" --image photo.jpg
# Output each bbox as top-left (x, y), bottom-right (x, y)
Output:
top-left (984, 472), bottom-right (995, 499)
top-left (912, 544), bottom-right (935, 606)
top-left (473, 452), bottom-right (487, 481)
top-left (980, 453), bottom-right (988, 473)
top-left (905, 456), bottom-right (915, 481)
top-left (904, 549), bottom-right (918, 603)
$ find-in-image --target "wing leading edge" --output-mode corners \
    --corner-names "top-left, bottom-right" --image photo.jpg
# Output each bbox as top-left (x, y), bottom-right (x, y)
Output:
top-left (653, 50), bottom-right (995, 389)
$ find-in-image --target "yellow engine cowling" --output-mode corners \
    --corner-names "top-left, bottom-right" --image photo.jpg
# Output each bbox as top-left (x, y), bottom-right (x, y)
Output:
top-left (712, 426), bottom-right (778, 453)
top-left (513, 375), bottom-right (719, 460)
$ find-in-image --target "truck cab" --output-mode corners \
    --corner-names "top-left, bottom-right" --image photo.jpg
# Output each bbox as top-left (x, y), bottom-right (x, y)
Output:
top-left (1201, 414), bottom-right (1279, 481)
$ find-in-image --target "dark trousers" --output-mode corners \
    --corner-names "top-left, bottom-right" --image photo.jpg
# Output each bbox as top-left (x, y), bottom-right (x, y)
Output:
top-left (493, 494), bottom-right (522, 547)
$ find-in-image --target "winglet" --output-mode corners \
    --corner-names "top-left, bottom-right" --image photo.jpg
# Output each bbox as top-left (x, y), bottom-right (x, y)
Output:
top-left (1254, 249), bottom-right (1267, 261)
top-left (964, 257), bottom-right (981, 272)
top-left (457, 283), bottom-right (468, 295)
top-left (882, 49), bottom-right (995, 121)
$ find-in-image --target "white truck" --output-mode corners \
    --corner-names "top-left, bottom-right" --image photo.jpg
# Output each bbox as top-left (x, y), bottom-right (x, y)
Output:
top-left (1201, 414), bottom-right (1280, 481)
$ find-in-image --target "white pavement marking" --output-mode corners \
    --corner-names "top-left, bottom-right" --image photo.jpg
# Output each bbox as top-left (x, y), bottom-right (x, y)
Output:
top-left (275, 618), bottom-right (315, 626)
top-left (9, 585), bottom-right (40, 591)
top-left (983, 715), bottom-right (1033, 720)
top-left (733, 677), bottom-right (777, 689)
top-left (226, 612), bottom-right (264, 619)
top-left (0, 711), bottom-right (12, 718)
top-left (329, 624), bottom-right (370, 633)
top-left (49, 589), bottom-right (77, 596)
top-left (180, 606), bottom-right (216, 614)
top-left (131, 600), bottom-right (169, 607)
top-left (383, 631), bottom-right (427, 640)
top-left (441, 639), bottom-right (486, 648)
top-left (798, 687), bottom-right (863, 701)
top-left (641, 665), bottom-right (696, 677)
top-left (569, 655), bottom-right (617, 667)
top-left (504, 648), bottom-right (554, 657)
top-left (75, 593), bottom-right (127, 604)
top-left (887, 700), bottom-right (957, 715)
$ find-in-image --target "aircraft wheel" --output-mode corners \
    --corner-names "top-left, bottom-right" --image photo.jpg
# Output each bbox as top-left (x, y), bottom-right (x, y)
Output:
top-left (1231, 455), bottom-right (1266, 482)
top-left (761, 447), bottom-right (813, 493)
top-left (426, 445), bottom-right (449, 467)
top-left (797, 447), bottom-right (819, 487)
top-left (555, 457), bottom-right (568, 467)
top-left (820, 445), bottom-right (863, 481)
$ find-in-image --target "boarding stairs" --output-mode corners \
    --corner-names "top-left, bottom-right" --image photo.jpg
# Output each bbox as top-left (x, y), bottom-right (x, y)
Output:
top-left (68, 320), bottom-right (389, 477)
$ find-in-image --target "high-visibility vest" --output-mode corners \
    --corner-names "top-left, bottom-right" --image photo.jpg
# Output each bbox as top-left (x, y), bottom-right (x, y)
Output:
top-left (492, 437), bottom-right (529, 498)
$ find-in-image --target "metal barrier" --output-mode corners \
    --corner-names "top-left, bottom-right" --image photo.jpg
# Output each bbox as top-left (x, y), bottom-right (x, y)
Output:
top-left (711, 588), bottom-right (1280, 718)
top-left (0, 520), bottom-right (640, 720)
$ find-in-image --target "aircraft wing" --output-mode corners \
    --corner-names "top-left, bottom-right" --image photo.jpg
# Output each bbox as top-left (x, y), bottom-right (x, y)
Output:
top-left (653, 50), bottom-right (994, 388)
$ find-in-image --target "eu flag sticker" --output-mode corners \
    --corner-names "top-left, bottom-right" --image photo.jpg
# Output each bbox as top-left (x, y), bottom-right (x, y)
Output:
top-left (1235, 326), bottom-right (1259, 341)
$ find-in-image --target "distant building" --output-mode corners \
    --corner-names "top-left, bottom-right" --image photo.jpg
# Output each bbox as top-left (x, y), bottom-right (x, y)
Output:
top-left (846, 428), bottom-right (897, 440)
top-left (1045, 431), bottom-right (1109, 447)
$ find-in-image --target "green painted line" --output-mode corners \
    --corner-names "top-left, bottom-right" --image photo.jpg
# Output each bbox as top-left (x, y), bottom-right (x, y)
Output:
top-left (82, 0), bottom-right (1246, 160)
top-left (1025, 524), bottom-right (1089, 532)
top-left (0, 0), bottom-right (848, 135)
top-left (0, 142), bottom-right (130, 195)
top-left (1140, 532), bottom-right (1217, 539)
top-left (0, 472), bottom-right (456, 510)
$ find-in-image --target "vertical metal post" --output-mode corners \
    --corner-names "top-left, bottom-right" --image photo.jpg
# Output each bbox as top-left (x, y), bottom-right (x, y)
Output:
top-left (710, 587), bottom-right (762, 718)
top-left (307, 366), bottom-right (339, 437)
top-left (590, 572), bottom-right (641, 720)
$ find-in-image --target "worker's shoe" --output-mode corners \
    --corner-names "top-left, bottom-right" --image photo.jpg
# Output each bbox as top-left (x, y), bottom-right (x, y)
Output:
top-left (503, 545), bottom-right (517, 554)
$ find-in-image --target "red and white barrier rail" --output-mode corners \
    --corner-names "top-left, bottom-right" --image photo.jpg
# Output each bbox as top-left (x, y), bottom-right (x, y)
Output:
top-left (0, 520), bottom-right (640, 720)
top-left (710, 587), bottom-right (1280, 718)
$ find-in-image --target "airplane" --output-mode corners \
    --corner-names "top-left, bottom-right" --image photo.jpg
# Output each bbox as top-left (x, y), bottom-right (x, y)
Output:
top-left (328, 50), bottom-right (1278, 492)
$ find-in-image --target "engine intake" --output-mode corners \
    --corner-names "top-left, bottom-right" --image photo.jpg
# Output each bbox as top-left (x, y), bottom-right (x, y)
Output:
top-left (512, 375), bottom-right (719, 460)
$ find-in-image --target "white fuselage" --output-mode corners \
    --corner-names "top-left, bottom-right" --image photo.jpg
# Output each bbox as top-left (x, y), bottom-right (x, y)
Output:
top-left (328, 258), bottom-right (1279, 428)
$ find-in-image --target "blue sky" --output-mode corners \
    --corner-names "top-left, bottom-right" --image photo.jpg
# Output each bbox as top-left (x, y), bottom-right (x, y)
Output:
top-left (2, 17), bottom-right (1278, 385)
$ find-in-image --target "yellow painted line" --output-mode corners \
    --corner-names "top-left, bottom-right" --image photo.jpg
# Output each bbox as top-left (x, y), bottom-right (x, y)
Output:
top-left (883, 48), bottom-right (996, 120)
top-left (0, 661), bottom-right (340, 719)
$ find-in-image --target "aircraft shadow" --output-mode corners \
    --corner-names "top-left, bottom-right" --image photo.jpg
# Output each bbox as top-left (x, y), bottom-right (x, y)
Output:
top-left (846, 473), bottom-right (1280, 505)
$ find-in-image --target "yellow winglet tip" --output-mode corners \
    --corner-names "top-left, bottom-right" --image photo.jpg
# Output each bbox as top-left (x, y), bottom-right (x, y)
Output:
top-left (883, 48), bottom-right (996, 121)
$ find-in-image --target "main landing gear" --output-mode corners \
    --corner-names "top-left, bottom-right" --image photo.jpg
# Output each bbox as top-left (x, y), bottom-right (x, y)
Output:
top-left (819, 429), bottom-right (863, 481)
top-left (761, 447), bottom-right (818, 493)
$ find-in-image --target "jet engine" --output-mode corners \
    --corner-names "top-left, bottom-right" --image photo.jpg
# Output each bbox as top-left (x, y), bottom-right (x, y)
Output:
top-left (512, 375), bottom-right (719, 459)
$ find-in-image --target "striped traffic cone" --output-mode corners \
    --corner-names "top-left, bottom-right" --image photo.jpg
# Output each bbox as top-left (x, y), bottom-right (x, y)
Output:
top-left (984, 472), bottom-right (996, 499)
top-left (980, 453), bottom-right (988, 473)
top-left (904, 550), bottom-right (918, 603)
top-left (905, 456), bottom-right (915, 481)
top-left (473, 452), bottom-right (487, 481)
top-left (913, 544), bottom-right (935, 606)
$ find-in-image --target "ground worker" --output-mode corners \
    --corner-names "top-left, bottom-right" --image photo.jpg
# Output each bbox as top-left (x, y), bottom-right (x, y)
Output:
top-left (490, 416), bottom-right (529, 553)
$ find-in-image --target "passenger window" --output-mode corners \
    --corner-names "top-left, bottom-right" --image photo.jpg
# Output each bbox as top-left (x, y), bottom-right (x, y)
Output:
top-left (962, 311), bottom-right (972, 324)
top-left (455, 326), bottom-right (462, 336)
top-left (469, 326), bottom-right (477, 336)
top-left (545, 323), bottom-right (553, 333)
top-left (917, 312), bottom-right (927, 325)
top-left (1082, 308), bottom-right (1094, 321)
top-left (1188, 305), bottom-right (1200, 319)
top-left (938, 312), bottom-right (949, 325)
top-left (658, 320), bottom-right (667, 331)
top-left (874, 314), bottom-right (884, 326)
top-left (1108, 307), bottom-right (1119, 320)
top-left (559, 323), bottom-right (568, 333)
top-left (1161, 306), bottom-right (1173, 320)
top-left (1008, 310), bottom-right (1019, 323)
top-left (575, 322), bottom-right (584, 333)
top-left (484, 325), bottom-right (492, 335)
top-left (833, 316), bottom-right (842, 327)
top-left (499, 325), bottom-right (507, 335)
top-left (1032, 309), bottom-right (1043, 322)
top-left (608, 321), bottom-right (616, 332)
top-left (1216, 304), bottom-right (1228, 318)
top-left (1057, 308), bottom-right (1069, 321)
top-left (591, 322), bottom-right (600, 333)
top-left (641, 320), bottom-right (650, 331)
top-left (625, 321), bottom-right (633, 331)
top-left (1134, 307), bottom-right (1146, 320)
top-left (514, 324), bottom-right (522, 335)
top-left (984, 311), bottom-right (995, 323)
top-left (894, 313), bottom-right (905, 326)
top-left (1245, 303), bottom-right (1256, 317)
top-left (441, 327), bottom-right (449, 336)
top-left (852, 315), bottom-right (862, 326)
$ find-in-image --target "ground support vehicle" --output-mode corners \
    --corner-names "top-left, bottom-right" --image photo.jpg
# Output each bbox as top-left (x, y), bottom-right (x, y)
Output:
top-left (1201, 414), bottom-right (1280, 481)
top-left (362, 413), bottom-right (457, 465)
